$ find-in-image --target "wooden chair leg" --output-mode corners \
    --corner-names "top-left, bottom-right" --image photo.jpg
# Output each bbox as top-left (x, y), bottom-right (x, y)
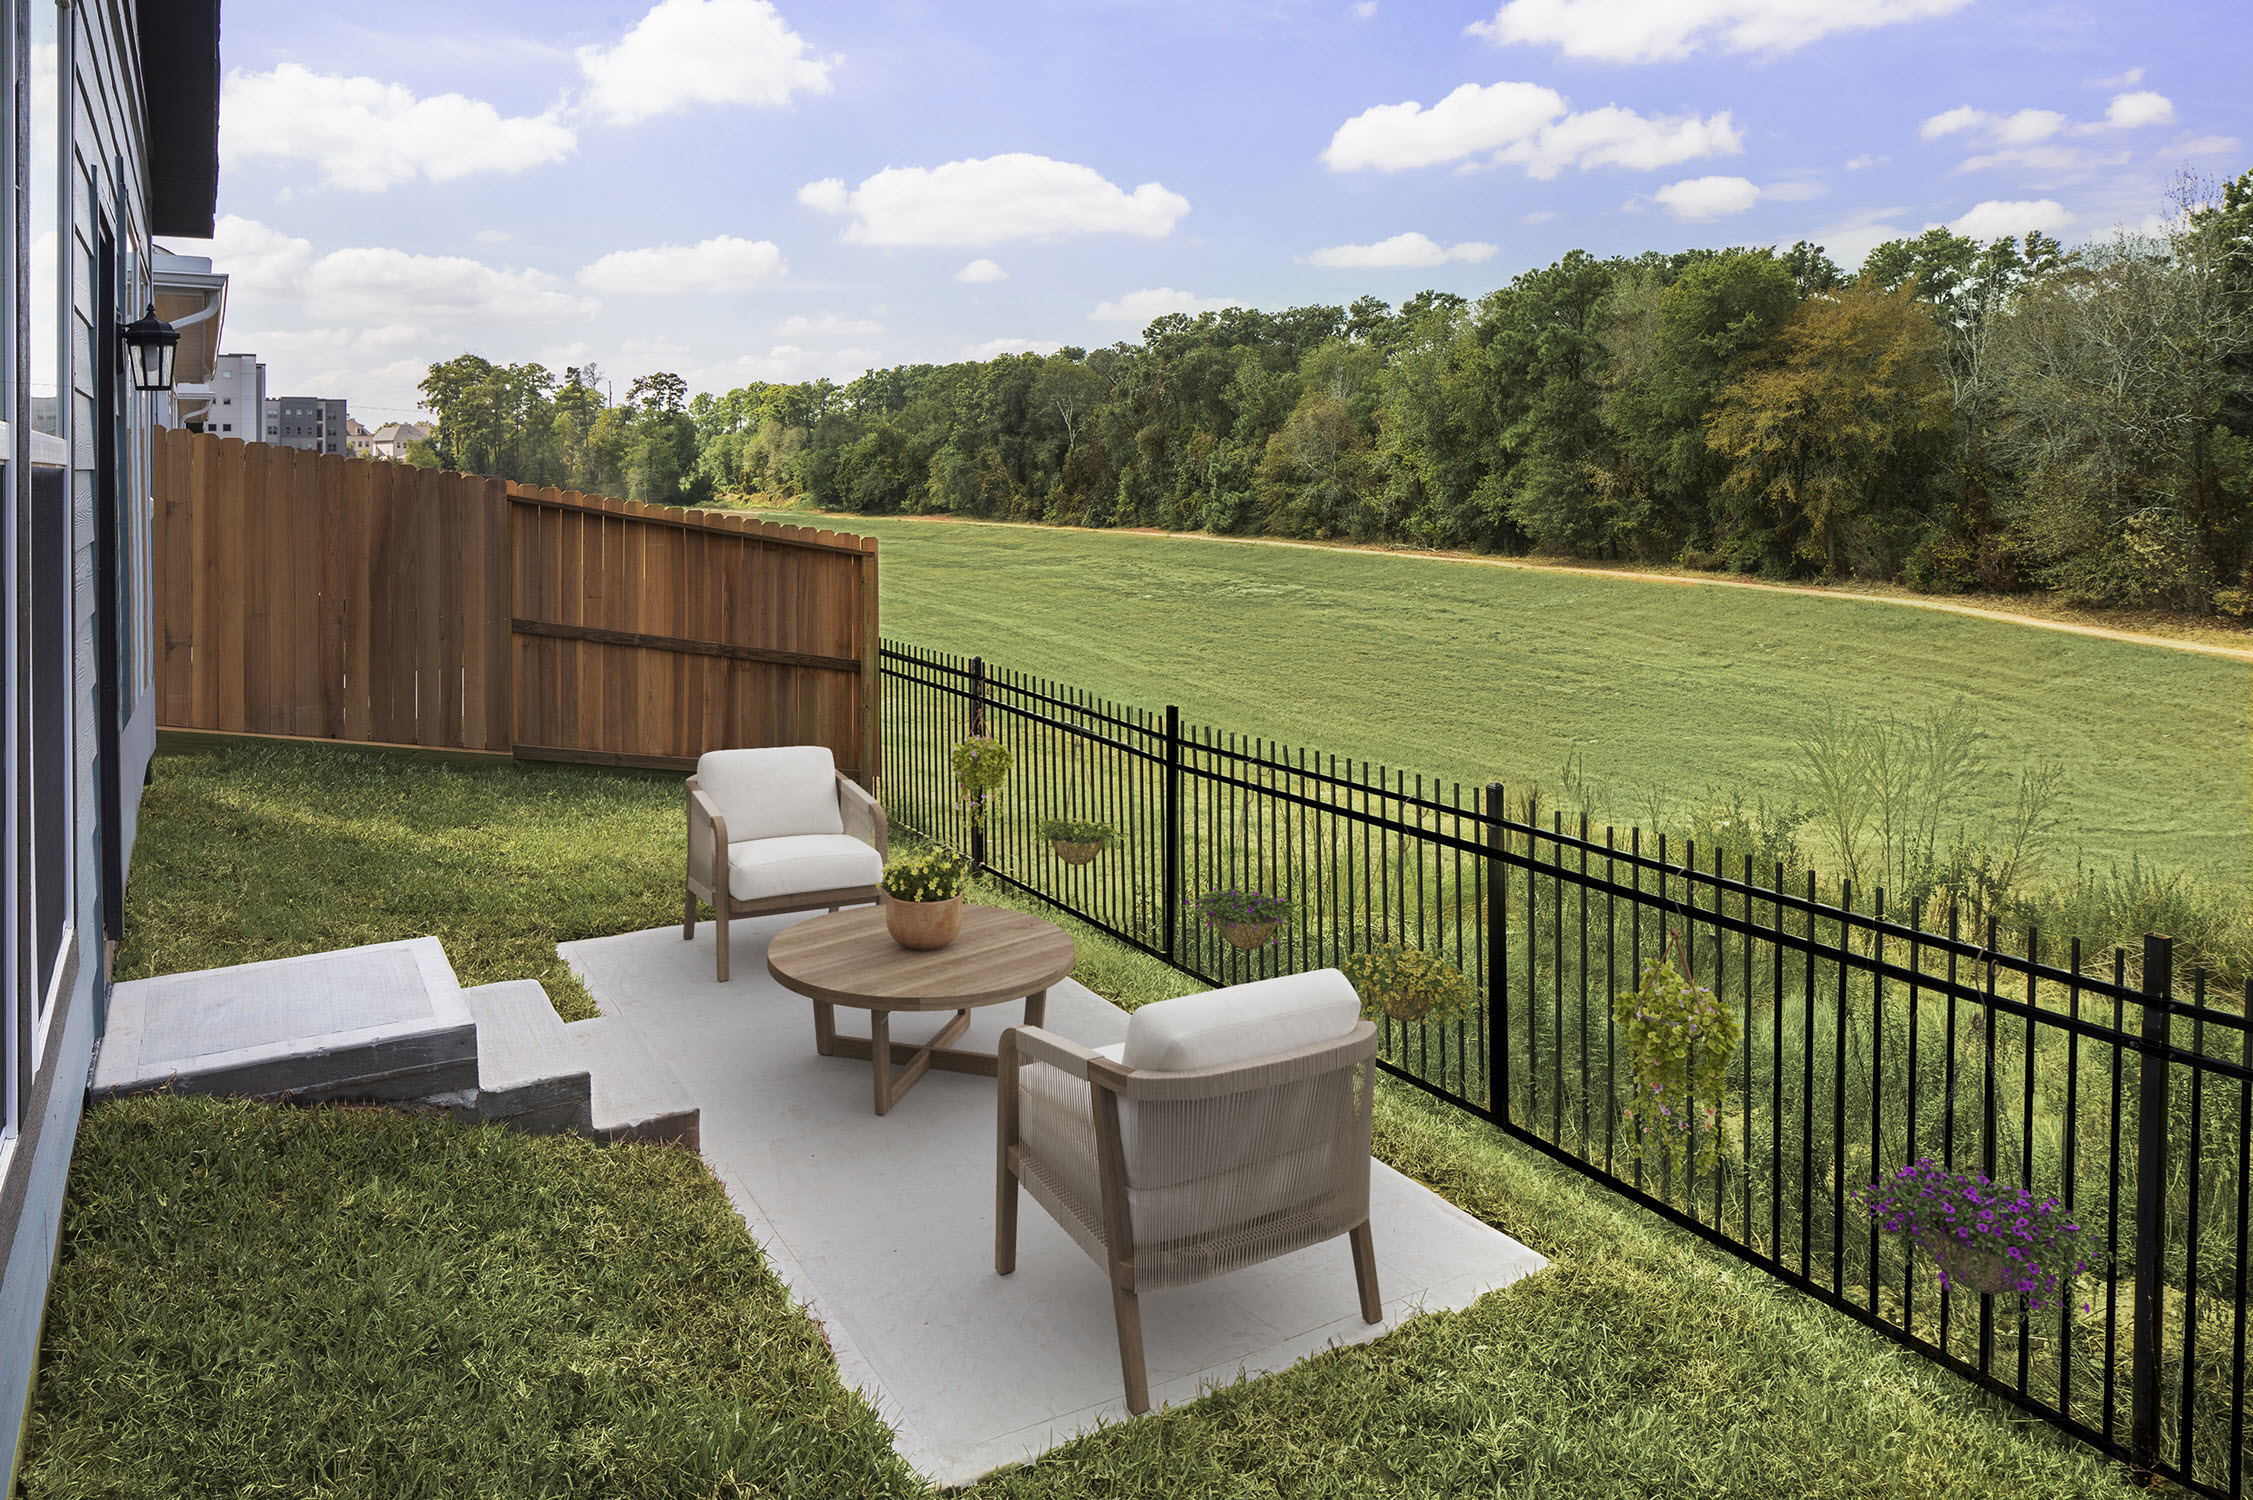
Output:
top-left (996, 1039), bottom-right (1021, 1274)
top-left (682, 884), bottom-right (696, 939)
top-left (714, 899), bottom-right (730, 983)
top-left (1111, 1279), bottom-right (1149, 1415)
top-left (995, 1153), bottom-right (1019, 1274)
top-left (1349, 1220), bottom-right (1381, 1324)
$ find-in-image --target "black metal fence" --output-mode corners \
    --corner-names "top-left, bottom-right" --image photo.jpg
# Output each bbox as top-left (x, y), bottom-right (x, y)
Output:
top-left (879, 639), bottom-right (2252, 1497)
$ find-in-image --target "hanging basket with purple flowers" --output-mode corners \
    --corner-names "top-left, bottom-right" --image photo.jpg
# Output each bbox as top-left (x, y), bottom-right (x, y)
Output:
top-left (1849, 1158), bottom-right (2092, 1309)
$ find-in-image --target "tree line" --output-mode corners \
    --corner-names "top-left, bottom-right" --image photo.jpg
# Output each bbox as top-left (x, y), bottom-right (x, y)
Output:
top-left (416, 170), bottom-right (2253, 614)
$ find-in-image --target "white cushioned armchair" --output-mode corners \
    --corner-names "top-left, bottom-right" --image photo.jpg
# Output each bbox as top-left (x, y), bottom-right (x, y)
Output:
top-left (995, 970), bottom-right (1380, 1414)
top-left (684, 746), bottom-right (887, 981)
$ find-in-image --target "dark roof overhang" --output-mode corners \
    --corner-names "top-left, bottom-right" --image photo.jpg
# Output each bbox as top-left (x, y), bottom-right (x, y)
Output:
top-left (140, 1), bottom-right (222, 237)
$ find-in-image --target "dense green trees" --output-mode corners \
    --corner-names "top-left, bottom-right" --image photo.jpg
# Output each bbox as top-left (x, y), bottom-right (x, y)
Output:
top-left (412, 170), bottom-right (2253, 613)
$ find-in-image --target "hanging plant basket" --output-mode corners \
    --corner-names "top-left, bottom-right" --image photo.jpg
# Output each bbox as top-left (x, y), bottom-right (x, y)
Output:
top-left (1038, 818), bottom-right (1114, 867)
top-left (1219, 920), bottom-right (1280, 951)
top-left (1928, 1239), bottom-right (2020, 1296)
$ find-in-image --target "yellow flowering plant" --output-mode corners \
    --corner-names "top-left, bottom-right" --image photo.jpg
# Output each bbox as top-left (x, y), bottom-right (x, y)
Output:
top-left (1342, 943), bottom-right (1474, 1023)
top-left (882, 846), bottom-right (972, 903)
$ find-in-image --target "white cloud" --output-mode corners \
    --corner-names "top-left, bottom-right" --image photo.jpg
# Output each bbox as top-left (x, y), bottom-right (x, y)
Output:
top-left (1958, 145), bottom-right (2130, 174)
top-left (2090, 66), bottom-right (2145, 89)
top-left (797, 177), bottom-right (849, 214)
top-left (803, 154), bottom-right (1190, 247)
top-left (1522, 209), bottom-right (1558, 223)
top-left (775, 313), bottom-right (883, 336)
top-left (1950, 198), bottom-right (2072, 240)
top-left (577, 236), bottom-right (787, 294)
top-left (1812, 206), bottom-right (1910, 269)
top-left (684, 344), bottom-right (884, 391)
top-left (1761, 178), bottom-right (1826, 202)
top-left (1322, 81), bottom-right (1740, 178)
top-left (1088, 287), bottom-right (1240, 325)
top-left (1467, 0), bottom-right (1969, 63)
top-left (1844, 153), bottom-right (1888, 170)
top-left (962, 337), bottom-right (1063, 360)
top-left (2100, 90), bottom-right (2175, 130)
top-left (954, 258), bottom-right (1008, 284)
top-left (1322, 81), bottom-right (1561, 171)
top-left (219, 63), bottom-right (575, 190)
top-left (1920, 105), bottom-right (1988, 140)
top-left (474, 229), bottom-right (512, 245)
top-left (578, 0), bottom-right (834, 125)
top-left (1307, 232), bottom-right (1498, 268)
top-left (1351, 0), bottom-right (1378, 15)
top-left (206, 215), bottom-right (600, 325)
top-left (1654, 175), bottom-right (1761, 220)
top-left (1928, 93), bottom-right (2177, 149)
top-left (1924, 94), bottom-right (2176, 177)
top-left (2178, 134), bottom-right (2241, 157)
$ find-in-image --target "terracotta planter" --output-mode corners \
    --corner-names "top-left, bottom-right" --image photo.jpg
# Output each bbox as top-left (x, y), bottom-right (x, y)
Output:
top-left (1930, 1239), bottom-right (2019, 1295)
top-left (1050, 839), bottom-right (1104, 866)
top-left (884, 894), bottom-right (964, 951)
top-left (1218, 920), bottom-right (1281, 951)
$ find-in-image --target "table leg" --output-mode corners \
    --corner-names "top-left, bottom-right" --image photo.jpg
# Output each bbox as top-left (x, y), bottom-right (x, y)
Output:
top-left (1024, 988), bottom-right (1047, 1030)
top-left (871, 1009), bottom-right (893, 1115)
top-left (812, 1000), bottom-right (837, 1056)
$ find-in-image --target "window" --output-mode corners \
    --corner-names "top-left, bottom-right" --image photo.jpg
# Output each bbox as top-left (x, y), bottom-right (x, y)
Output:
top-left (30, 464), bottom-right (73, 1019)
top-left (27, 3), bottom-right (59, 436)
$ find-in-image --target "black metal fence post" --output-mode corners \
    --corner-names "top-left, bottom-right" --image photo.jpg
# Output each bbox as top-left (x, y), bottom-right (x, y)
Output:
top-left (2131, 932), bottom-right (2175, 1481)
top-left (968, 656), bottom-right (988, 871)
top-left (1163, 705), bottom-right (1182, 963)
top-left (1485, 782), bottom-right (1507, 1125)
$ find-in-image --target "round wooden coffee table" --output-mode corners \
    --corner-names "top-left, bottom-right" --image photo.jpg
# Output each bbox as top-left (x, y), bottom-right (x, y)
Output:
top-left (766, 904), bottom-right (1076, 1115)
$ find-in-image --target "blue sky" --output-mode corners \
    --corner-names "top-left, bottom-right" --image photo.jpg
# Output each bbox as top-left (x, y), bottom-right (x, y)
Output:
top-left (173, 0), bottom-right (2246, 423)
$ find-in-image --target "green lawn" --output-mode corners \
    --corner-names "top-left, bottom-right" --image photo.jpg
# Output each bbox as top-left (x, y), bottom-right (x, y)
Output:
top-left (794, 512), bottom-right (2251, 886)
top-left (41, 741), bottom-right (2142, 1498)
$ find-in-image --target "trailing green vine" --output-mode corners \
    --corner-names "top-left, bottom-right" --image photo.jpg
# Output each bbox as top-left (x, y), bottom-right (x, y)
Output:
top-left (951, 735), bottom-right (1011, 830)
top-left (1612, 941), bottom-right (1741, 1176)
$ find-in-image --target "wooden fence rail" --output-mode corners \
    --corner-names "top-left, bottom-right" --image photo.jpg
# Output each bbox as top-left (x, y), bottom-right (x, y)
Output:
top-left (153, 428), bottom-right (880, 780)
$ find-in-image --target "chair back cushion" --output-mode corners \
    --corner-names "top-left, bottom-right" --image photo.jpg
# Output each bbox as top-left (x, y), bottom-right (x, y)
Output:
top-left (696, 747), bottom-right (844, 842)
top-left (1121, 968), bottom-right (1360, 1071)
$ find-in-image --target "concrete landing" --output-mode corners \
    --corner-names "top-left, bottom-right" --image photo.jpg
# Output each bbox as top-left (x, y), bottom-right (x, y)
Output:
top-left (563, 916), bottom-right (1549, 1487)
top-left (92, 938), bottom-right (476, 1102)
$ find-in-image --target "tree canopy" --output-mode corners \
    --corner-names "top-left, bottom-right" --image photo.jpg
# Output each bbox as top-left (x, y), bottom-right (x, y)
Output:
top-left (409, 169), bottom-right (2253, 614)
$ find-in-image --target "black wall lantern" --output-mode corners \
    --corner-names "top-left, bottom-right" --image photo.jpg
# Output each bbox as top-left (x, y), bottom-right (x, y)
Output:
top-left (120, 303), bottom-right (180, 392)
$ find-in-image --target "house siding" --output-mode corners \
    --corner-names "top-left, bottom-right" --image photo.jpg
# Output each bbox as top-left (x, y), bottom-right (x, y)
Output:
top-left (0, 0), bottom-right (187, 1483)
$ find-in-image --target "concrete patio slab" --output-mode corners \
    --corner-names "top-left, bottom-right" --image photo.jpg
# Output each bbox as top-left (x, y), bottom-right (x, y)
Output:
top-left (91, 937), bottom-right (476, 1102)
top-left (563, 914), bottom-right (1549, 1487)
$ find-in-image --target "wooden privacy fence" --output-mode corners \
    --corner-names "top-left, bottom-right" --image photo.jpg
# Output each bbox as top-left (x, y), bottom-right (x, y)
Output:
top-left (152, 428), bottom-right (880, 780)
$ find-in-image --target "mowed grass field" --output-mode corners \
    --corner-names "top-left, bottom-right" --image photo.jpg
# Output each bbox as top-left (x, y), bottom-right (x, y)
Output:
top-left (769, 512), bottom-right (2251, 884)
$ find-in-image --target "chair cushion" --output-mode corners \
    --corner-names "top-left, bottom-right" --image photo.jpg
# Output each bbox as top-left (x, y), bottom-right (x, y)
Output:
top-left (1121, 969), bottom-right (1361, 1071)
top-left (725, 834), bottom-right (882, 903)
top-left (697, 747), bottom-right (844, 842)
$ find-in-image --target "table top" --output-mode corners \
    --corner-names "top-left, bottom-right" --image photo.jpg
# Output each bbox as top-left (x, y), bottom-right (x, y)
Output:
top-left (765, 904), bottom-right (1077, 1011)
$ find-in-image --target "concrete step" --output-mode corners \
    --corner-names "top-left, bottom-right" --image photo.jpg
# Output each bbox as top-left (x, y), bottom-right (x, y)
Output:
top-left (563, 1014), bottom-right (700, 1149)
top-left (90, 938), bottom-right (477, 1104)
top-left (460, 981), bottom-right (592, 1135)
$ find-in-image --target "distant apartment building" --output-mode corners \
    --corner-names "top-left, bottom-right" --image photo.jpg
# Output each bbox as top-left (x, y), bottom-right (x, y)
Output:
top-left (265, 395), bottom-right (351, 454)
top-left (366, 421), bottom-right (431, 461)
top-left (343, 415), bottom-right (372, 457)
top-left (204, 351), bottom-right (265, 438)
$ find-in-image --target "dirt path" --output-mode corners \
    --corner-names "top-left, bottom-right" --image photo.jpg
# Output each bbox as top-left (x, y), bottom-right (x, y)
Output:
top-left (758, 505), bottom-right (2253, 666)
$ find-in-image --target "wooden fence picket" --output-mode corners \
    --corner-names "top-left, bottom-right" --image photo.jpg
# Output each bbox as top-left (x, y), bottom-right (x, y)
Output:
top-left (150, 428), bottom-right (879, 781)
